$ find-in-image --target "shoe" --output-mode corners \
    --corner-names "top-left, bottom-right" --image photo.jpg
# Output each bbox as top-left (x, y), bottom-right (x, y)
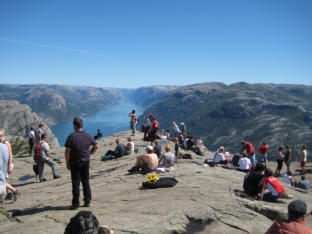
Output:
top-left (53, 175), bottom-right (61, 179)
top-left (69, 205), bottom-right (79, 210)
top-left (40, 178), bottom-right (47, 182)
top-left (13, 190), bottom-right (21, 201)
top-left (83, 203), bottom-right (90, 207)
top-left (128, 167), bottom-right (139, 173)
top-left (5, 192), bottom-right (13, 200)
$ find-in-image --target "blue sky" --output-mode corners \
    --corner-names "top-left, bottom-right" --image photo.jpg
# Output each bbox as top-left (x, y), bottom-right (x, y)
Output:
top-left (0, 0), bottom-right (311, 88)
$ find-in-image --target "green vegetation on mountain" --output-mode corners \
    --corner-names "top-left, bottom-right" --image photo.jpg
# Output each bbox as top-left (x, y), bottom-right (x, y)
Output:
top-left (138, 82), bottom-right (312, 161)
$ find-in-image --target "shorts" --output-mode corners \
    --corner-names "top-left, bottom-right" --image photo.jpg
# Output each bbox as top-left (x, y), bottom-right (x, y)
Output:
top-left (301, 161), bottom-right (306, 167)
top-left (276, 159), bottom-right (283, 170)
top-left (130, 121), bottom-right (137, 130)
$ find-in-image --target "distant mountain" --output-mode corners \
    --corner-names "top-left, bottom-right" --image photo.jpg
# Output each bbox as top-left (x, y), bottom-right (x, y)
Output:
top-left (0, 84), bottom-right (124, 125)
top-left (138, 82), bottom-right (312, 161)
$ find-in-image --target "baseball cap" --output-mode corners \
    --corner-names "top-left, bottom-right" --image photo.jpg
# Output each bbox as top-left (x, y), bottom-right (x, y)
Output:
top-left (288, 200), bottom-right (307, 216)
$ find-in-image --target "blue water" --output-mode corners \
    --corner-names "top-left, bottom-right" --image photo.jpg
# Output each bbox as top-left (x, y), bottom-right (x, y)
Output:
top-left (51, 102), bottom-right (145, 146)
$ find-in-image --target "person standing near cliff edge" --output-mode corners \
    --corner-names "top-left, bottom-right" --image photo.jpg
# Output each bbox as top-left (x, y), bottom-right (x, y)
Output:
top-left (65, 117), bottom-right (98, 209)
top-left (129, 110), bottom-right (137, 136)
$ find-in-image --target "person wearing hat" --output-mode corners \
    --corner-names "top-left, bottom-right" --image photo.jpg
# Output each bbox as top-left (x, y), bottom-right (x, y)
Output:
top-left (128, 145), bottom-right (158, 174)
top-left (265, 200), bottom-right (312, 233)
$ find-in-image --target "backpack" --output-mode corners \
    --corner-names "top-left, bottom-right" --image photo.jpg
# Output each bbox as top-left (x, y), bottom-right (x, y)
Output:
top-left (64, 211), bottom-right (99, 234)
top-left (34, 142), bottom-right (43, 159)
top-left (142, 177), bottom-right (178, 189)
top-left (33, 163), bottom-right (39, 181)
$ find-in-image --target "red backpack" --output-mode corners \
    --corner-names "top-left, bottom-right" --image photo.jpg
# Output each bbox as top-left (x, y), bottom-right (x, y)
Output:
top-left (34, 142), bottom-right (42, 159)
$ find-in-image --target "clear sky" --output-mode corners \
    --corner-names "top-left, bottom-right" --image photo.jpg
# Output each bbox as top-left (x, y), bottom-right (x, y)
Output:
top-left (0, 0), bottom-right (311, 88)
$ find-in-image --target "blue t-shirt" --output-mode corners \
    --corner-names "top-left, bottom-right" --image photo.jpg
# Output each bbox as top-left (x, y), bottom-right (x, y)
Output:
top-left (0, 143), bottom-right (9, 185)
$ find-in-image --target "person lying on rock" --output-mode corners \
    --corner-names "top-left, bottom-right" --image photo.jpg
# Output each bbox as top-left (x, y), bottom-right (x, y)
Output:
top-left (259, 168), bottom-right (285, 202)
top-left (105, 139), bottom-right (125, 158)
top-left (265, 200), bottom-right (312, 234)
top-left (128, 146), bottom-right (158, 174)
top-left (243, 163), bottom-right (265, 196)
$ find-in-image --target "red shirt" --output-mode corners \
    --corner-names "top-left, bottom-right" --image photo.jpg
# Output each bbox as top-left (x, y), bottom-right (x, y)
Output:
top-left (263, 176), bottom-right (285, 196)
top-left (243, 142), bottom-right (255, 155)
top-left (259, 144), bottom-right (269, 154)
top-left (266, 220), bottom-right (312, 234)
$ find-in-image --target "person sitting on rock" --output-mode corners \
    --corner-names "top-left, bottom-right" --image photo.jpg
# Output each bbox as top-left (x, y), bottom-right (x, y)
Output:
top-left (265, 200), bottom-right (312, 234)
top-left (295, 175), bottom-right (310, 192)
top-left (283, 171), bottom-right (295, 187)
top-left (153, 140), bottom-right (162, 158)
top-left (105, 139), bottom-right (125, 158)
top-left (128, 146), bottom-right (158, 174)
top-left (214, 147), bottom-right (229, 165)
top-left (237, 154), bottom-right (252, 172)
top-left (94, 129), bottom-right (103, 140)
top-left (259, 168), bottom-right (285, 202)
top-left (159, 144), bottom-right (175, 168)
top-left (125, 137), bottom-right (135, 155)
top-left (243, 163), bottom-right (265, 196)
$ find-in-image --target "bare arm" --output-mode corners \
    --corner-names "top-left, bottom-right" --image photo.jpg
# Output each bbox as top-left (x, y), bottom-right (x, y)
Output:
top-left (65, 148), bottom-right (71, 170)
top-left (259, 185), bottom-right (265, 200)
top-left (90, 144), bottom-right (98, 155)
top-left (5, 141), bottom-right (13, 174)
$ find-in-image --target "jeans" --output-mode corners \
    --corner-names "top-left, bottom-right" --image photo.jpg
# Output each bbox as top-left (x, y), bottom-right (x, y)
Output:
top-left (248, 153), bottom-right (256, 167)
top-left (258, 153), bottom-right (267, 164)
top-left (70, 160), bottom-right (91, 207)
top-left (263, 192), bottom-right (284, 202)
top-left (37, 157), bottom-right (59, 180)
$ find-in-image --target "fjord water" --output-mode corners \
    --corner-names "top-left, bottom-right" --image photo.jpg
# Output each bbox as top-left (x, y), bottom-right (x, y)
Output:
top-left (51, 102), bottom-right (145, 146)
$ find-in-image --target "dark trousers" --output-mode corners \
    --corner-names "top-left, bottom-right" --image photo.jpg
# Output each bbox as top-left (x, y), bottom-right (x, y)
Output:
top-left (70, 160), bottom-right (91, 207)
top-left (29, 138), bottom-right (34, 155)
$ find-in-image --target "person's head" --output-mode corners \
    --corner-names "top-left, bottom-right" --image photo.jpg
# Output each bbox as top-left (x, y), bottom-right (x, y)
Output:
top-left (30, 127), bottom-right (34, 131)
top-left (116, 139), bottom-right (120, 144)
top-left (0, 129), bottom-right (5, 141)
top-left (154, 140), bottom-right (159, 145)
top-left (172, 121), bottom-right (176, 125)
top-left (264, 168), bottom-right (274, 177)
top-left (254, 163), bottom-right (266, 172)
top-left (286, 144), bottom-right (290, 149)
top-left (166, 129), bottom-right (170, 133)
top-left (288, 171), bottom-right (293, 176)
top-left (165, 144), bottom-right (170, 152)
top-left (146, 145), bottom-right (153, 153)
top-left (288, 200), bottom-right (307, 221)
top-left (41, 134), bottom-right (48, 141)
top-left (73, 117), bottom-right (83, 130)
top-left (278, 146), bottom-right (283, 151)
top-left (174, 137), bottom-right (178, 143)
top-left (97, 129), bottom-right (101, 132)
top-left (262, 142), bottom-right (266, 145)
top-left (301, 175), bottom-right (306, 181)
top-left (131, 110), bottom-right (135, 114)
top-left (241, 140), bottom-right (246, 146)
top-left (127, 137), bottom-right (132, 142)
top-left (39, 124), bottom-right (44, 128)
top-left (161, 129), bottom-right (164, 133)
top-left (219, 146), bottom-right (224, 153)
top-left (301, 145), bottom-right (306, 150)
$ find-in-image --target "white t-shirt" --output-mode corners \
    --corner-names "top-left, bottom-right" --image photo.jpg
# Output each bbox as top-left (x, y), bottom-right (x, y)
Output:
top-left (302, 149), bottom-right (307, 162)
top-left (28, 130), bottom-right (35, 139)
top-left (214, 152), bottom-right (225, 163)
top-left (128, 142), bottom-right (134, 153)
top-left (283, 174), bottom-right (293, 187)
top-left (238, 157), bottom-right (251, 170)
top-left (40, 140), bottom-right (50, 159)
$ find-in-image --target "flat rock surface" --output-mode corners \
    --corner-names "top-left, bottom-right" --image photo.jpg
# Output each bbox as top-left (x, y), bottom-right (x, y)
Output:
top-left (1, 131), bottom-right (312, 234)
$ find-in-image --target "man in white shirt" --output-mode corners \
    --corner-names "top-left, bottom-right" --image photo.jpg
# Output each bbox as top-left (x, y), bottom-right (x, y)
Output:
top-left (237, 154), bottom-right (251, 172)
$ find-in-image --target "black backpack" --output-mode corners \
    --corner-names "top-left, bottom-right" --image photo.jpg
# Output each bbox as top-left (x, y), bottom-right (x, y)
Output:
top-left (33, 163), bottom-right (39, 181)
top-left (64, 211), bottom-right (99, 234)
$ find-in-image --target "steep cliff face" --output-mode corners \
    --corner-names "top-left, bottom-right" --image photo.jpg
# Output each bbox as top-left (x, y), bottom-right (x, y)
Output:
top-left (0, 100), bottom-right (59, 150)
top-left (138, 82), bottom-right (312, 160)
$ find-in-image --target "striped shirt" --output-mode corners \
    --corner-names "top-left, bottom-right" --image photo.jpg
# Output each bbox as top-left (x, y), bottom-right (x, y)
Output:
top-left (266, 220), bottom-right (312, 234)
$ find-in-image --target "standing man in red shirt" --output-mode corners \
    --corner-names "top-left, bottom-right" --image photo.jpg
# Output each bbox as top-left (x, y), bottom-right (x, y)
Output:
top-left (241, 140), bottom-right (256, 169)
top-left (258, 142), bottom-right (269, 167)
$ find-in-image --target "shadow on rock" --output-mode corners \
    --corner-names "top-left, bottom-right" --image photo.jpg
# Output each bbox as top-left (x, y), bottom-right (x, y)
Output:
top-left (9, 205), bottom-right (70, 217)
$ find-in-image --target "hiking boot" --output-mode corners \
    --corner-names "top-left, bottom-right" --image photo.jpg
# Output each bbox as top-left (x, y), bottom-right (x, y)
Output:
top-left (5, 192), bottom-right (13, 200)
top-left (69, 205), bottom-right (79, 210)
top-left (13, 190), bottom-right (21, 201)
top-left (53, 175), bottom-right (61, 179)
top-left (83, 202), bottom-right (91, 207)
top-left (40, 178), bottom-right (47, 182)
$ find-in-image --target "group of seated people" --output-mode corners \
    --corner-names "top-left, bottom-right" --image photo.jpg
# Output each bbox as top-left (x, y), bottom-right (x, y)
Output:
top-left (128, 143), bottom-right (176, 174)
top-left (104, 137), bottom-right (136, 159)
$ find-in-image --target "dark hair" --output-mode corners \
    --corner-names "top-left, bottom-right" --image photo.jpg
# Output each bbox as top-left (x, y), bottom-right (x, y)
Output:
top-left (301, 175), bottom-right (306, 180)
top-left (132, 110), bottom-right (135, 113)
top-left (73, 117), bottom-right (83, 129)
top-left (265, 168), bottom-right (273, 177)
top-left (39, 124), bottom-right (44, 128)
top-left (254, 163), bottom-right (265, 172)
top-left (41, 134), bottom-right (47, 140)
top-left (278, 146), bottom-right (283, 151)
top-left (288, 200), bottom-right (307, 221)
top-left (262, 142), bottom-right (266, 145)
top-left (302, 145), bottom-right (306, 150)
top-left (30, 127), bottom-right (34, 131)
